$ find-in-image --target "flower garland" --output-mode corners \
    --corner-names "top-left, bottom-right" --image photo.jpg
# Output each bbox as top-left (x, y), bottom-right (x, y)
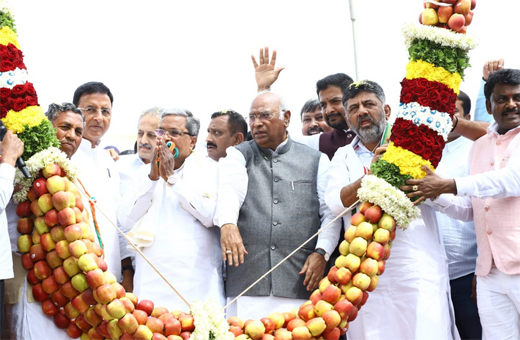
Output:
top-left (402, 22), bottom-right (478, 50)
top-left (12, 147), bottom-right (79, 203)
top-left (190, 300), bottom-right (234, 340)
top-left (0, 43), bottom-right (26, 71)
top-left (357, 175), bottom-right (420, 227)
top-left (406, 60), bottom-right (462, 94)
top-left (396, 102), bottom-right (452, 141)
top-left (400, 77), bottom-right (456, 114)
top-left (408, 38), bottom-right (471, 77)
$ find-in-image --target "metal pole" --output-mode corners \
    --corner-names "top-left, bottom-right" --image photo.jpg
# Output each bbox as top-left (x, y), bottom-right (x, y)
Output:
top-left (349, 0), bottom-right (359, 80)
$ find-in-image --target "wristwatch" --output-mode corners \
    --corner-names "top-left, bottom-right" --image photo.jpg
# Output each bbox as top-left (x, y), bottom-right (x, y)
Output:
top-left (166, 175), bottom-right (176, 186)
top-left (314, 248), bottom-right (330, 261)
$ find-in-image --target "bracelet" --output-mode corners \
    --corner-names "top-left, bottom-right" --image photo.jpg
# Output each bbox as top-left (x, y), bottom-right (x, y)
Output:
top-left (450, 115), bottom-right (459, 133)
top-left (122, 265), bottom-right (134, 272)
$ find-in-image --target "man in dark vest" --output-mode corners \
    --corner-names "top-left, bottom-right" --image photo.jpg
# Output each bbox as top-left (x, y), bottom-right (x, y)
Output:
top-left (214, 91), bottom-right (341, 320)
top-left (251, 47), bottom-right (356, 160)
top-left (316, 73), bottom-right (357, 160)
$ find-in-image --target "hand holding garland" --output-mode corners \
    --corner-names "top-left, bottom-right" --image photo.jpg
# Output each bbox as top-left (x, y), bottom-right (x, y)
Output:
top-left (403, 165), bottom-right (457, 204)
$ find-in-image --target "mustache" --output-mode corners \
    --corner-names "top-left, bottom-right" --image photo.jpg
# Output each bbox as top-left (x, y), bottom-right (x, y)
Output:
top-left (357, 114), bottom-right (375, 129)
top-left (503, 108), bottom-right (519, 115)
top-left (307, 126), bottom-right (322, 134)
top-left (139, 143), bottom-right (152, 150)
top-left (207, 142), bottom-right (217, 148)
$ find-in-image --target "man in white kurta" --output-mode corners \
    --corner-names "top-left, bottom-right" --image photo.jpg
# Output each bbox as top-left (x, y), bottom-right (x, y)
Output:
top-left (117, 109), bottom-right (225, 312)
top-left (325, 80), bottom-right (458, 340)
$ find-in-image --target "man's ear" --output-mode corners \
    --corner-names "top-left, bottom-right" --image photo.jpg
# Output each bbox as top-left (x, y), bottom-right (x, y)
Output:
top-left (234, 133), bottom-right (244, 146)
top-left (464, 114), bottom-right (471, 121)
top-left (384, 104), bottom-right (391, 120)
top-left (189, 136), bottom-right (197, 150)
top-left (284, 110), bottom-right (291, 127)
top-left (486, 99), bottom-right (492, 115)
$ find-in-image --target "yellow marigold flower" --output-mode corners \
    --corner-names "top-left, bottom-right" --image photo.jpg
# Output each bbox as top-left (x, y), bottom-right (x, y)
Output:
top-left (0, 26), bottom-right (20, 49)
top-left (405, 60), bottom-right (461, 94)
top-left (381, 142), bottom-right (434, 179)
top-left (2, 106), bottom-right (46, 133)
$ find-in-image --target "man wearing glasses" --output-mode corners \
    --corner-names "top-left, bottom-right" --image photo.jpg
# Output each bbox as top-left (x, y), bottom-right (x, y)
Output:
top-left (214, 91), bottom-right (340, 319)
top-left (71, 82), bottom-right (126, 287)
top-left (117, 108), bottom-right (225, 311)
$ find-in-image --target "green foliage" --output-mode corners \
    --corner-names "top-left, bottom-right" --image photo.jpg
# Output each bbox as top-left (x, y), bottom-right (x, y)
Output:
top-left (0, 12), bottom-right (16, 33)
top-left (371, 159), bottom-right (413, 189)
top-left (408, 38), bottom-right (470, 79)
top-left (18, 120), bottom-right (60, 160)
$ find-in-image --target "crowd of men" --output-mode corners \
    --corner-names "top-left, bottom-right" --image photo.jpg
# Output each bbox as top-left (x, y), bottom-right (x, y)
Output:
top-left (0, 51), bottom-right (518, 340)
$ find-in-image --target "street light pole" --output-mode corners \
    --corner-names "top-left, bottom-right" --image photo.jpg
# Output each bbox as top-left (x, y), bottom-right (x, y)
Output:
top-left (349, 0), bottom-right (359, 80)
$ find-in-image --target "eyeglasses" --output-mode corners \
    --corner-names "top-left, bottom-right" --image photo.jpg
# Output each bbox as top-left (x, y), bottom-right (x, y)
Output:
top-left (154, 128), bottom-right (191, 137)
top-left (79, 107), bottom-right (111, 116)
top-left (248, 111), bottom-right (281, 123)
top-left (137, 131), bottom-right (157, 139)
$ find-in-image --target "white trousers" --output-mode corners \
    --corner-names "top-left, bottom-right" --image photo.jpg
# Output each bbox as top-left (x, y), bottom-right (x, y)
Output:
top-left (477, 265), bottom-right (520, 340)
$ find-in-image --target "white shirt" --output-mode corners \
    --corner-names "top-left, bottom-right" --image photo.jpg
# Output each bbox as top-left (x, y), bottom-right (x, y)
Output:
top-left (116, 153), bottom-right (146, 197)
top-left (434, 137), bottom-right (478, 280)
top-left (214, 141), bottom-right (341, 256)
top-left (325, 137), bottom-right (456, 340)
top-left (0, 163), bottom-right (15, 280)
top-left (117, 151), bottom-right (225, 311)
top-left (72, 139), bottom-right (122, 281)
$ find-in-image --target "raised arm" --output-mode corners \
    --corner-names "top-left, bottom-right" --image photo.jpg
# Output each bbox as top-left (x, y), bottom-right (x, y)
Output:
top-left (252, 46), bottom-right (285, 92)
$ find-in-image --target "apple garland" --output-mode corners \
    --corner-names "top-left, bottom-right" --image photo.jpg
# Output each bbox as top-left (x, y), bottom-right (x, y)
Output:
top-left (1, 0), bottom-right (480, 339)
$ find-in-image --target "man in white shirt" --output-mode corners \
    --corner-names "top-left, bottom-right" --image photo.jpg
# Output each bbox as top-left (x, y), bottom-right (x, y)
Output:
top-left (71, 82), bottom-right (125, 287)
top-left (325, 80), bottom-right (457, 340)
top-left (215, 91), bottom-right (341, 320)
top-left (117, 107), bottom-right (162, 196)
top-left (118, 108), bottom-right (225, 311)
top-left (0, 129), bottom-right (24, 336)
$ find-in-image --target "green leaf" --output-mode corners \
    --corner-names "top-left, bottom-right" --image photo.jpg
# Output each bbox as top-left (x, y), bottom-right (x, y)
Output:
top-left (18, 120), bottom-right (60, 160)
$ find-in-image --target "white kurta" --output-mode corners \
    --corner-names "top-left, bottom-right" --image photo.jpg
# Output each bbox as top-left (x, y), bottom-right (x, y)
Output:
top-left (117, 151), bottom-right (225, 312)
top-left (0, 163), bottom-right (15, 280)
top-left (72, 140), bottom-right (122, 281)
top-left (326, 139), bottom-right (458, 340)
top-left (116, 153), bottom-right (145, 197)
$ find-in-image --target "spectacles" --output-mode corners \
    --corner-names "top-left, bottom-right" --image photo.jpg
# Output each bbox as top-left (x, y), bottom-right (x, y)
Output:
top-left (79, 107), bottom-right (111, 116)
top-left (137, 131), bottom-right (157, 139)
top-left (248, 111), bottom-right (281, 123)
top-left (154, 128), bottom-right (191, 137)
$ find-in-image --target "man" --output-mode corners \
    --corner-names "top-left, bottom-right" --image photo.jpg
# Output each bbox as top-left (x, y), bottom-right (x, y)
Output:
top-left (117, 108), bottom-right (225, 311)
top-left (300, 98), bottom-right (333, 136)
top-left (325, 80), bottom-right (457, 339)
top-left (71, 82), bottom-right (125, 285)
top-left (251, 48), bottom-right (356, 159)
top-left (215, 91), bottom-right (340, 320)
top-left (117, 107), bottom-right (162, 196)
top-left (315, 73), bottom-right (357, 159)
top-left (0, 130), bottom-right (24, 337)
top-left (408, 68), bottom-right (520, 339)
top-left (206, 109), bottom-right (247, 162)
top-left (434, 90), bottom-right (482, 339)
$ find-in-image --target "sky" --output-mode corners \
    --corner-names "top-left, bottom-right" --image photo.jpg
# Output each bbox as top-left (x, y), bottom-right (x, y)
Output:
top-left (10, 0), bottom-right (520, 153)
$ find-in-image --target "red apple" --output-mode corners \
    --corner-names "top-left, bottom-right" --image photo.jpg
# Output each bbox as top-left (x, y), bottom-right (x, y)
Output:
top-left (27, 268), bottom-right (41, 285)
top-left (41, 298), bottom-right (59, 316)
top-left (52, 190), bottom-right (71, 211)
top-left (42, 275), bottom-right (60, 294)
top-left (50, 225), bottom-right (65, 242)
top-left (437, 5), bottom-right (453, 23)
top-left (32, 177), bottom-right (49, 197)
top-left (136, 299), bottom-right (155, 316)
top-left (27, 187), bottom-right (38, 202)
top-left (30, 244), bottom-right (46, 263)
top-left (61, 280), bottom-right (80, 299)
top-left (66, 320), bottom-right (83, 339)
top-left (51, 288), bottom-right (70, 307)
top-left (38, 193), bottom-right (54, 213)
top-left (448, 13), bottom-right (466, 32)
top-left (46, 174), bottom-right (66, 193)
top-left (34, 260), bottom-right (52, 280)
top-left (17, 217), bottom-right (34, 235)
top-left (40, 232), bottom-right (56, 252)
top-left (179, 313), bottom-right (195, 332)
top-left (21, 253), bottom-right (34, 270)
top-left (119, 312), bottom-right (139, 334)
top-left (43, 163), bottom-right (64, 178)
top-left (58, 207), bottom-right (76, 227)
top-left (81, 288), bottom-right (98, 306)
top-left (32, 283), bottom-right (49, 302)
top-left (133, 309), bottom-right (149, 325)
top-left (85, 306), bottom-right (103, 328)
top-left (54, 309), bottom-right (71, 329)
top-left (71, 294), bottom-right (90, 314)
top-left (75, 314), bottom-right (92, 333)
top-left (16, 200), bottom-right (32, 217)
top-left (30, 199), bottom-right (45, 217)
top-left (55, 239), bottom-right (71, 259)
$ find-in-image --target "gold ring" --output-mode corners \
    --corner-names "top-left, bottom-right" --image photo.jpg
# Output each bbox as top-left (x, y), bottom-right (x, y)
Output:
top-left (412, 185), bottom-right (418, 192)
top-left (226, 250), bottom-right (232, 254)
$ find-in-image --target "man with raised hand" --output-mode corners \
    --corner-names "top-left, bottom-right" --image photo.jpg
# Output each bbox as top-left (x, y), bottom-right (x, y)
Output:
top-left (215, 90), bottom-right (340, 320)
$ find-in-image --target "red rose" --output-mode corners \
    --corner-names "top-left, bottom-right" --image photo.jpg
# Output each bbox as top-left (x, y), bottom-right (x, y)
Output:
top-left (11, 98), bottom-right (27, 112)
top-left (0, 97), bottom-right (10, 108)
top-left (419, 125), bottom-right (430, 134)
top-left (402, 93), bottom-right (413, 103)
top-left (0, 61), bottom-right (14, 72)
top-left (422, 147), bottom-right (433, 160)
top-left (401, 139), bottom-right (413, 150)
top-left (26, 95), bottom-right (38, 106)
top-left (25, 83), bottom-right (37, 96)
top-left (0, 107), bottom-right (7, 118)
top-left (0, 88), bottom-right (10, 98)
top-left (11, 84), bottom-right (26, 97)
top-left (412, 142), bottom-right (425, 155)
